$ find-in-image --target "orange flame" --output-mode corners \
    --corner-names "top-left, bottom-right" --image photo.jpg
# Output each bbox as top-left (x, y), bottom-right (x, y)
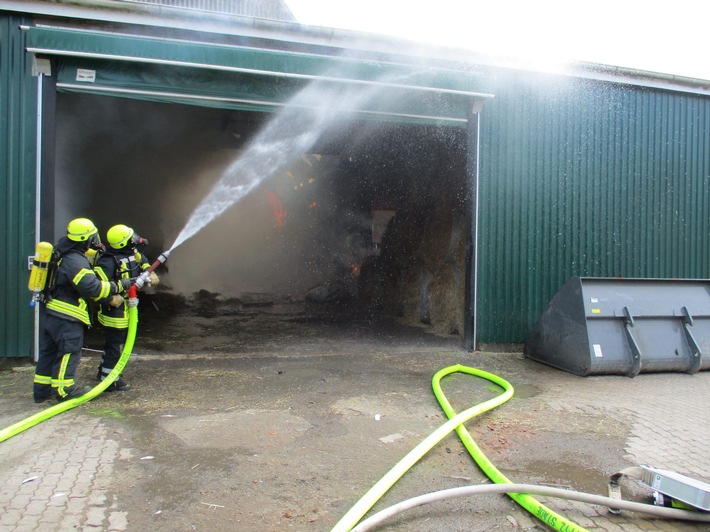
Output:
top-left (267, 191), bottom-right (287, 226)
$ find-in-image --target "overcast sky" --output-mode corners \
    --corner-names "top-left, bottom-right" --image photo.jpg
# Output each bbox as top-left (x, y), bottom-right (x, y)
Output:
top-left (285, 0), bottom-right (710, 81)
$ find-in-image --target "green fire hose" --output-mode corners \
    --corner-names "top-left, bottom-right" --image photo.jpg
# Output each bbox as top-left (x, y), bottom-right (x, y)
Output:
top-left (432, 364), bottom-right (586, 532)
top-left (0, 293), bottom-right (139, 444)
top-left (333, 364), bottom-right (587, 532)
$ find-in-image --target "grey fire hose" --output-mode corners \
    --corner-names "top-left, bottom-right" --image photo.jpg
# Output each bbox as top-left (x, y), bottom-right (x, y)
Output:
top-left (352, 482), bottom-right (710, 531)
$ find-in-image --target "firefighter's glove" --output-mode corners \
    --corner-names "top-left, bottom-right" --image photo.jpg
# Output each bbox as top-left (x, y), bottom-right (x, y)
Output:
top-left (118, 278), bottom-right (134, 292)
top-left (148, 272), bottom-right (160, 286)
top-left (108, 294), bottom-right (125, 308)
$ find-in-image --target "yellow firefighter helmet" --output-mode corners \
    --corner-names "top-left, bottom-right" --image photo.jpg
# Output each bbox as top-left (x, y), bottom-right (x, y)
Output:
top-left (67, 218), bottom-right (98, 242)
top-left (106, 224), bottom-right (135, 249)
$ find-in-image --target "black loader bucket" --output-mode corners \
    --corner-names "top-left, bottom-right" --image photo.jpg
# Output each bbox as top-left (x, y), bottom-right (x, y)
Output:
top-left (524, 277), bottom-right (710, 377)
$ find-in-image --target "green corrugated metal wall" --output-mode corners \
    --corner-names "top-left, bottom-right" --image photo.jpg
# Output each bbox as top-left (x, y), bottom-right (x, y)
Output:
top-left (3, 12), bottom-right (710, 353)
top-left (0, 15), bottom-right (37, 358)
top-left (477, 71), bottom-right (710, 342)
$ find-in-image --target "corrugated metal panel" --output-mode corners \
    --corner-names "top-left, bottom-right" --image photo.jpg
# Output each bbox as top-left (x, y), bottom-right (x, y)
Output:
top-left (477, 72), bottom-right (710, 343)
top-left (0, 15), bottom-right (37, 357)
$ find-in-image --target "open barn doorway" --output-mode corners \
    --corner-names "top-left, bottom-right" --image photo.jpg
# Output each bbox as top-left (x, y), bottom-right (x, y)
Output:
top-left (53, 92), bottom-right (469, 353)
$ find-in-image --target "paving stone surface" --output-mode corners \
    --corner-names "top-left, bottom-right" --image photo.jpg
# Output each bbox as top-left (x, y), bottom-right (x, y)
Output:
top-left (0, 348), bottom-right (708, 531)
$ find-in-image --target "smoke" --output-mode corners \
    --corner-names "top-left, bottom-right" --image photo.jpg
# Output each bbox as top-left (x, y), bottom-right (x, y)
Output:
top-left (164, 151), bottom-right (375, 297)
top-left (55, 94), bottom-right (212, 247)
top-left (169, 69), bottom-right (409, 252)
top-left (54, 59), bottom-right (463, 301)
top-left (55, 91), bottom-right (382, 298)
top-left (157, 62), bottom-right (431, 297)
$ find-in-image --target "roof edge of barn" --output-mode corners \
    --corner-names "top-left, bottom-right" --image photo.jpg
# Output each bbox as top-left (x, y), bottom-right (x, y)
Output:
top-left (4, 0), bottom-right (710, 97)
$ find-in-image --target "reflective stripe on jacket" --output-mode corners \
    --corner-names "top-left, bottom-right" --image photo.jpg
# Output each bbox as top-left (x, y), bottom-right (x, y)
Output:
top-left (95, 251), bottom-right (149, 329)
top-left (46, 248), bottom-right (114, 325)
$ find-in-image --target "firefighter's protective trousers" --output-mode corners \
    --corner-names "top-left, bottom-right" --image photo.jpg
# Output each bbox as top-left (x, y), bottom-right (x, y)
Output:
top-left (34, 312), bottom-right (84, 400)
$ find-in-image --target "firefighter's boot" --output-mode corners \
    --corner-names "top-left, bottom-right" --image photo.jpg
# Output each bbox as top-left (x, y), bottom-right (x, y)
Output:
top-left (57, 385), bottom-right (92, 402)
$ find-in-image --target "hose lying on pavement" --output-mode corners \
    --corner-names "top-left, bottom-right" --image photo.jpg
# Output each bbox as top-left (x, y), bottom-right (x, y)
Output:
top-left (0, 290), bottom-right (139, 444)
top-left (331, 365), bottom-right (591, 532)
top-left (431, 364), bottom-right (585, 531)
top-left (352, 482), bottom-right (710, 531)
top-left (335, 364), bottom-right (709, 532)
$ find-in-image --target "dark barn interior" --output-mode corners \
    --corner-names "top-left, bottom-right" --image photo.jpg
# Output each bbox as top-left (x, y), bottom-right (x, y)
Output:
top-left (55, 93), bottom-right (470, 350)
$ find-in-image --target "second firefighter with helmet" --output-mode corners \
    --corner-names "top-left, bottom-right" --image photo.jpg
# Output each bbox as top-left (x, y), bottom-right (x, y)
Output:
top-left (94, 224), bottom-right (159, 391)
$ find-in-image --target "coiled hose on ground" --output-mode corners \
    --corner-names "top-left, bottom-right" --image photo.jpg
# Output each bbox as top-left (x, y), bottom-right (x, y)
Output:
top-left (331, 365), bottom-right (583, 532)
top-left (335, 364), bottom-right (710, 531)
top-left (432, 365), bottom-right (584, 531)
top-left (0, 290), bottom-right (139, 443)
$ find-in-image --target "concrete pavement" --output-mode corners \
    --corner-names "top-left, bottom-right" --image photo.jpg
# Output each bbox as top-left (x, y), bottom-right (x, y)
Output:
top-left (0, 346), bottom-right (708, 531)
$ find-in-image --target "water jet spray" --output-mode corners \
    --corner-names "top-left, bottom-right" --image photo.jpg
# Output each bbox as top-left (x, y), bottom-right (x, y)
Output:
top-left (164, 69), bottom-right (414, 254)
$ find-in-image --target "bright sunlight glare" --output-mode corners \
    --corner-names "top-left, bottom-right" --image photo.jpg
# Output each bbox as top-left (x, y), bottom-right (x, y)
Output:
top-left (286, 0), bottom-right (710, 81)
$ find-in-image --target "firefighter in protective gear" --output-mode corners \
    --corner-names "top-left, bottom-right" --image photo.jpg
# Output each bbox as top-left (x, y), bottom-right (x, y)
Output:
top-left (94, 224), bottom-right (158, 391)
top-left (33, 218), bottom-right (125, 403)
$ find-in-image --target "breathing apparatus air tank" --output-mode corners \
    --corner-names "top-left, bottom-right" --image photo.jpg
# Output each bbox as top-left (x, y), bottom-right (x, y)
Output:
top-left (28, 242), bottom-right (54, 306)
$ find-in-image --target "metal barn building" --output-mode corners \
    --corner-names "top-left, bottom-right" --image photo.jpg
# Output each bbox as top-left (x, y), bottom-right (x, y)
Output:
top-left (2, 0), bottom-right (709, 358)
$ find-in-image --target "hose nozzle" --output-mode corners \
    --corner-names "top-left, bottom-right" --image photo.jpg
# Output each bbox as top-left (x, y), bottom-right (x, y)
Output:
top-left (134, 250), bottom-right (170, 290)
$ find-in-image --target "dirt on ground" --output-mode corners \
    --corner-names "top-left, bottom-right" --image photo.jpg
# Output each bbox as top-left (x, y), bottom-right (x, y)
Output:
top-left (4, 292), bottom-right (700, 531)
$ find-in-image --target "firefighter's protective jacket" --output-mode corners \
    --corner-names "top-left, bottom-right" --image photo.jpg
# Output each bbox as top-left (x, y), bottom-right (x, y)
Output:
top-left (45, 237), bottom-right (116, 325)
top-left (95, 249), bottom-right (149, 329)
